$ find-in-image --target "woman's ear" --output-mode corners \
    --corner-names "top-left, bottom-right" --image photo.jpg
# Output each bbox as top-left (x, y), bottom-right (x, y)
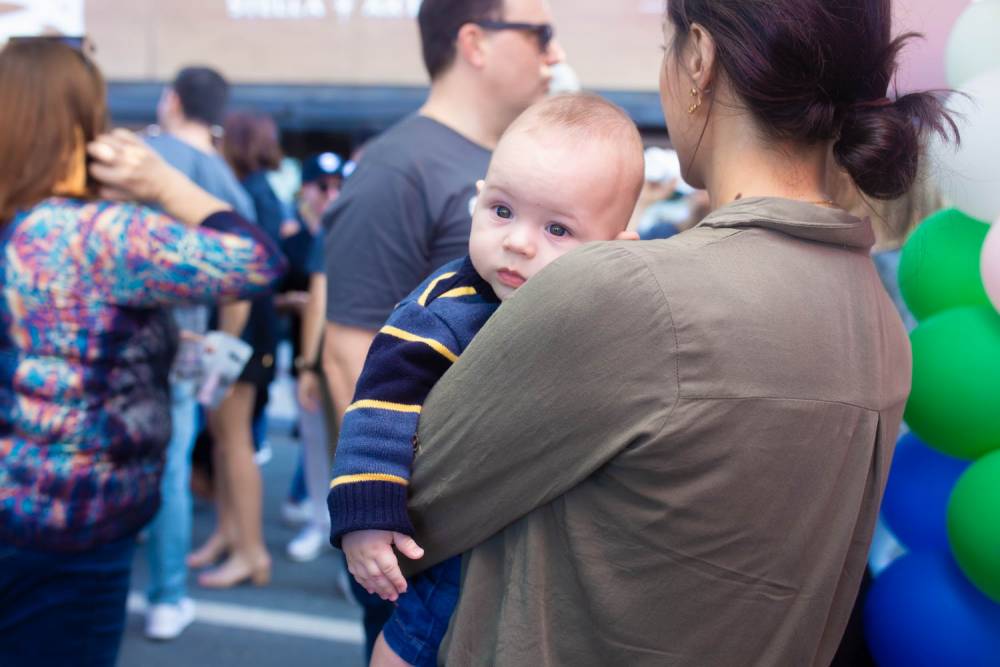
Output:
top-left (685, 23), bottom-right (718, 92)
top-left (455, 23), bottom-right (488, 70)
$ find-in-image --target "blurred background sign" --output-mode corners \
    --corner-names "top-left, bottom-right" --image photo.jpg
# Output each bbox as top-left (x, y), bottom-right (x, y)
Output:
top-left (0, 0), bottom-right (974, 140)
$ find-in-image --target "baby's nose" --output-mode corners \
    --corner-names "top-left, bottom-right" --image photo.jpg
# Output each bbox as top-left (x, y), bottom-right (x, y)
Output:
top-left (503, 230), bottom-right (536, 258)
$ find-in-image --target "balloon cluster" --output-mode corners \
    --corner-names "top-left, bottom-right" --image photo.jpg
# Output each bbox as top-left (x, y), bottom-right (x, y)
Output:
top-left (864, 5), bottom-right (1000, 663)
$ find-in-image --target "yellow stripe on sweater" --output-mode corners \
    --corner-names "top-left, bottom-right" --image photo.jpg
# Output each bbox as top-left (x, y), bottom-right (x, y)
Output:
top-left (380, 325), bottom-right (459, 363)
top-left (438, 287), bottom-right (477, 299)
top-left (345, 399), bottom-right (423, 414)
top-left (418, 272), bottom-right (457, 306)
top-left (330, 473), bottom-right (409, 489)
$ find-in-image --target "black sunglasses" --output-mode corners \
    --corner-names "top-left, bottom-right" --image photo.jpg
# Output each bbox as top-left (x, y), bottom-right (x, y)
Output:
top-left (316, 178), bottom-right (341, 194)
top-left (472, 20), bottom-right (554, 53)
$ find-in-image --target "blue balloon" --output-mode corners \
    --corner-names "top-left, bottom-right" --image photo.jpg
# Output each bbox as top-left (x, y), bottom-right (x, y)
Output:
top-left (881, 432), bottom-right (969, 551)
top-left (864, 552), bottom-right (1000, 667)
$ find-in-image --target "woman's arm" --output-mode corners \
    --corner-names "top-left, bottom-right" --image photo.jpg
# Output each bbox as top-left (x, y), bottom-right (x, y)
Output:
top-left (88, 129), bottom-right (230, 226)
top-left (84, 129), bottom-right (287, 306)
top-left (85, 206), bottom-right (287, 307)
top-left (402, 244), bottom-right (678, 573)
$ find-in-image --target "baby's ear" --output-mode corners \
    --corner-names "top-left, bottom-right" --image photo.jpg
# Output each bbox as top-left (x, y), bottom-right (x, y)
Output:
top-left (475, 180), bottom-right (485, 194)
top-left (615, 230), bottom-right (640, 241)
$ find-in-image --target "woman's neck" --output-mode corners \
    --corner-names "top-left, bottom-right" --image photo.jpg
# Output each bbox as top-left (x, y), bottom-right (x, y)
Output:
top-left (701, 117), bottom-right (833, 211)
top-left (52, 141), bottom-right (88, 198)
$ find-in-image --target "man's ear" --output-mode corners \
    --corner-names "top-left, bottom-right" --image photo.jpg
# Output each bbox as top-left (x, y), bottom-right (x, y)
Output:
top-left (160, 88), bottom-right (181, 118)
top-left (455, 22), bottom-right (488, 69)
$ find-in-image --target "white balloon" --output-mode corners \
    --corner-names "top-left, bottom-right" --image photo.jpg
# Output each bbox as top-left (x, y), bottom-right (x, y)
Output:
top-left (945, 0), bottom-right (1000, 88)
top-left (928, 67), bottom-right (1000, 223)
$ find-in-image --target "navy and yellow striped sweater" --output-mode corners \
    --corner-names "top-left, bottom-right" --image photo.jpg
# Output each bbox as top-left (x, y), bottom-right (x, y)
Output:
top-left (327, 256), bottom-right (499, 545)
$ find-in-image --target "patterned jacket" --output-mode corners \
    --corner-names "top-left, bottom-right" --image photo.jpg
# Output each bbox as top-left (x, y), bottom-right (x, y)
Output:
top-left (0, 197), bottom-right (286, 552)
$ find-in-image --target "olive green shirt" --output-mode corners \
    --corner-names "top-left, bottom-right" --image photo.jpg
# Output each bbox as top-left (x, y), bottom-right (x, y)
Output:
top-left (403, 197), bottom-right (910, 666)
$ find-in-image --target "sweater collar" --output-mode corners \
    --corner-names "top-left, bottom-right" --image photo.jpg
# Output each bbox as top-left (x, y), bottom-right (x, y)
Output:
top-left (697, 196), bottom-right (875, 250)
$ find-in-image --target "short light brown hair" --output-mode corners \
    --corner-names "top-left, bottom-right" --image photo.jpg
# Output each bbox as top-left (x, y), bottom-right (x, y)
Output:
top-left (222, 111), bottom-right (284, 181)
top-left (0, 39), bottom-right (108, 225)
top-left (506, 93), bottom-right (646, 210)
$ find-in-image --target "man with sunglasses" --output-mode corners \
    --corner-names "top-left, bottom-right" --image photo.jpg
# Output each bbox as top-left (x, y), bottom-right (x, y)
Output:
top-left (322, 0), bottom-right (562, 661)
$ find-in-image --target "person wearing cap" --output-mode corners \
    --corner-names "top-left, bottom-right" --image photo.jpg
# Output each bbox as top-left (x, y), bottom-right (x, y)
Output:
top-left (278, 153), bottom-right (348, 562)
top-left (300, 152), bottom-right (347, 227)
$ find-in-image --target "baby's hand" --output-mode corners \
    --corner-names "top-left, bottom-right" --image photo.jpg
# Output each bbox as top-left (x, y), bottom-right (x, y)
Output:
top-left (342, 530), bottom-right (425, 602)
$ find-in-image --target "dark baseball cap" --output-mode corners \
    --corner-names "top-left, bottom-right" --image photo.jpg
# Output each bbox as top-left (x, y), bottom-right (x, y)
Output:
top-left (301, 152), bottom-right (350, 184)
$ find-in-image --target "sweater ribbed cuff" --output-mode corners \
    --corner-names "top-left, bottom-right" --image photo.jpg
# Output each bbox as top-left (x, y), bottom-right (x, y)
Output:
top-left (327, 481), bottom-right (414, 548)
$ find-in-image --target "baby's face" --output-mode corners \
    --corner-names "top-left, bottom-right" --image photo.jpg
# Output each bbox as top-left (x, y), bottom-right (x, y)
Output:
top-left (469, 128), bottom-right (633, 301)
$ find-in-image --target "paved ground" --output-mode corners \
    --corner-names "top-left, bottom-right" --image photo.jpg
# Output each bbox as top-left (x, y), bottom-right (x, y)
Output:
top-left (118, 351), bottom-right (368, 667)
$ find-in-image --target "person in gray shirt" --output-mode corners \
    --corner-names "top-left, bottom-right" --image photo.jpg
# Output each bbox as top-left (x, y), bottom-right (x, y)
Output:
top-left (143, 66), bottom-right (258, 642)
top-left (321, 0), bottom-right (565, 659)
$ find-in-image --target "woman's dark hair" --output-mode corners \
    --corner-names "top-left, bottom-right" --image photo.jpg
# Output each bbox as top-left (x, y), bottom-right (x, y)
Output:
top-left (222, 111), bottom-right (283, 181)
top-left (667, 0), bottom-right (959, 200)
top-left (418, 0), bottom-right (504, 80)
top-left (0, 39), bottom-right (108, 224)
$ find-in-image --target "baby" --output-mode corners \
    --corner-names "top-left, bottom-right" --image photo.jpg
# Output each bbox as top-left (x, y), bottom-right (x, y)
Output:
top-left (327, 92), bottom-right (646, 667)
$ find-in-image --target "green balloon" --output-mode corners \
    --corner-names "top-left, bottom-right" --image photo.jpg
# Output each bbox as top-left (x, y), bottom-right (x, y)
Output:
top-left (899, 208), bottom-right (991, 321)
top-left (948, 450), bottom-right (1000, 603)
top-left (905, 306), bottom-right (1000, 460)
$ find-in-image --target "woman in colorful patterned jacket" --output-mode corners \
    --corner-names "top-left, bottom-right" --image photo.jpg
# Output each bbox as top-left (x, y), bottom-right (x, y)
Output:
top-left (0, 39), bottom-right (286, 666)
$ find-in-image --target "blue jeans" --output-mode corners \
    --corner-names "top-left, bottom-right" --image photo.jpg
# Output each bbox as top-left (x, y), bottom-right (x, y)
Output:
top-left (383, 556), bottom-right (462, 667)
top-left (146, 380), bottom-right (199, 604)
top-left (0, 536), bottom-right (136, 667)
top-left (288, 451), bottom-right (308, 503)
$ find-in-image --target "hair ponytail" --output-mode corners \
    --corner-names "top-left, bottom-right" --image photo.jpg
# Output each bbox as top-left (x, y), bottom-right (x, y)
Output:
top-left (668, 1), bottom-right (960, 200)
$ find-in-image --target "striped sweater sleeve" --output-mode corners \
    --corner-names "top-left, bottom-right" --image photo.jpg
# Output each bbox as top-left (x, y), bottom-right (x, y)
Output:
top-left (327, 300), bottom-right (460, 546)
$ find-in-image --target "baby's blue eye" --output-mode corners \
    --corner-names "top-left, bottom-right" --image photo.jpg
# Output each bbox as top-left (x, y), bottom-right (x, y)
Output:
top-left (546, 223), bottom-right (571, 238)
top-left (494, 205), bottom-right (513, 219)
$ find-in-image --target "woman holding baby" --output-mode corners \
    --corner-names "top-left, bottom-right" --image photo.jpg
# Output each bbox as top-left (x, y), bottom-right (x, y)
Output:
top-left (392, 1), bottom-right (954, 665)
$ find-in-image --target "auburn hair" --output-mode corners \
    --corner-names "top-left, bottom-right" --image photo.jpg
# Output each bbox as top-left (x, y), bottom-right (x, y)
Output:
top-left (0, 39), bottom-right (108, 225)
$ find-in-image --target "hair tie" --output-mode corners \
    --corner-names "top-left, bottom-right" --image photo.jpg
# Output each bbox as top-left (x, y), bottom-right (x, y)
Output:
top-left (852, 96), bottom-right (893, 110)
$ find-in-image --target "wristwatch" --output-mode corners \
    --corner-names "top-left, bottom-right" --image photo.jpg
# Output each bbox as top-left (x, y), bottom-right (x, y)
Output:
top-left (294, 356), bottom-right (317, 372)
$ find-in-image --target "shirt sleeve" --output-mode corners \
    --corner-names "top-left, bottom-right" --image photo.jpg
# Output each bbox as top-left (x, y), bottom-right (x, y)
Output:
top-left (400, 243), bottom-right (679, 573)
top-left (323, 163), bottom-right (433, 330)
top-left (87, 204), bottom-right (287, 307)
top-left (327, 300), bottom-right (461, 546)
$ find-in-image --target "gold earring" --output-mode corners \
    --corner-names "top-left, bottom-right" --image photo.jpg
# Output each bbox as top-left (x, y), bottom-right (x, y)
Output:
top-left (687, 87), bottom-right (702, 115)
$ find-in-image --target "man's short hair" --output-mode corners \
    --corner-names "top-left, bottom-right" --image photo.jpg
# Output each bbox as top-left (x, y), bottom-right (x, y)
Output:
top-left (418, 0), bottom-right (504, 80)
top-left (172, 66), bottom-right (230, 127)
